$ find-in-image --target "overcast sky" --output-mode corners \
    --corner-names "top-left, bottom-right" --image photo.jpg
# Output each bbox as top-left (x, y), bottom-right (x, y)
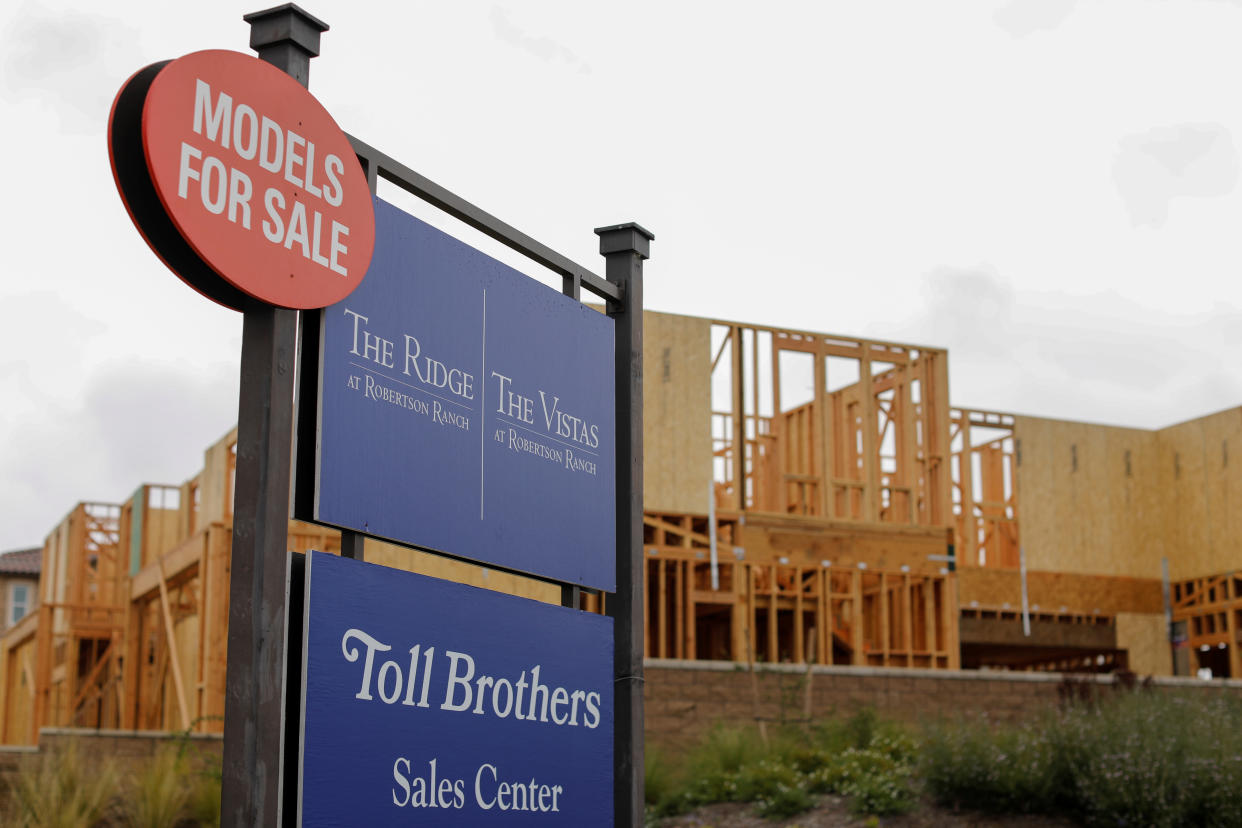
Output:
top-left (3, 0), bottom-right (1242, 551)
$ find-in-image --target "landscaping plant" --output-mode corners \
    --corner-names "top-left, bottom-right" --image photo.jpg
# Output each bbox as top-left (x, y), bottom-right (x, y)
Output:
top-left (7, 741), bottom-right (119, 828)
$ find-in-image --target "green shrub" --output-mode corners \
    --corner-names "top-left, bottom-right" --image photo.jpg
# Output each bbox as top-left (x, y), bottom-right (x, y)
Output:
top-left (922, 719), bottom-right (1060, 814)
top-left (754, 780), bottom-right (814, 819)
top-left (664, 724), bottom-right (771, 813)
top-left (733, 759), bottom-right (801, 802)
top-left (687, 724), bottom-right (769, 777)
top-left (846, 768), bottom-right (916, 818)
top-left (648, 717), bottom-right (923, 820)
top-left (923, 688), bottom-right (1242, 827)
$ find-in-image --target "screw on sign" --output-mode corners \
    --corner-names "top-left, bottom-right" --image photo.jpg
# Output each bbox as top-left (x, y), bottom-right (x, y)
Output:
top-left (109, 49), bottom-right (375, 310)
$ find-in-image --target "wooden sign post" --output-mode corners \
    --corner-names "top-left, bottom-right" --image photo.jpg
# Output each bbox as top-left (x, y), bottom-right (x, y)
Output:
top-left (221, 7), bottom-right (325, 827)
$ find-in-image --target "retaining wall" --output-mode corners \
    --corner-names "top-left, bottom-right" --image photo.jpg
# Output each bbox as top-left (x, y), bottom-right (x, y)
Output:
top-left (643, 658), bottom-right (1242, 754)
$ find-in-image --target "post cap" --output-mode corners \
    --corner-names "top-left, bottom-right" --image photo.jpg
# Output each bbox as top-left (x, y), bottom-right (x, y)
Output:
top-left (243, 4), bottom-right (329, 57)
top-left (595, 223), bottom-right (655, 260)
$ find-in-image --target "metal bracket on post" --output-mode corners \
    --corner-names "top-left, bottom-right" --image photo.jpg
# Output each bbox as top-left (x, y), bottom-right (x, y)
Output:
top-left (596, 221), bottom-right (653, 827)
top-left (222, 7), bottom-right (328, 827)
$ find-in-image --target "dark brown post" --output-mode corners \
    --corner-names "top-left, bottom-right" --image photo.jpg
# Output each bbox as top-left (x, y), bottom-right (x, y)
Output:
top-left (596, 222), bottom-right (653, 826)
top-left (222, 6), bottom-right (327, 826)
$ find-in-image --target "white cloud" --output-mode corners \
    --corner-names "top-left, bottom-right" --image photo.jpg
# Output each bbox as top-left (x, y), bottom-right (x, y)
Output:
top-left (1113, 123), bottom-right (1239, 227)
top-left (887, 265), bottom-right (1242, 428)
top-left (1, 3), bottom-right (140, 133)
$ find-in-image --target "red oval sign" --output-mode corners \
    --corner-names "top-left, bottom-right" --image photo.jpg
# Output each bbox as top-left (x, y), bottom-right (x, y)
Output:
top-left (139, 50), bottom-right (374, 309)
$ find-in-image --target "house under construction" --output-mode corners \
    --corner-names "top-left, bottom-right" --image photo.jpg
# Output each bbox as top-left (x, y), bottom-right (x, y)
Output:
top-left (1, 309), bottom-right (1237, 744)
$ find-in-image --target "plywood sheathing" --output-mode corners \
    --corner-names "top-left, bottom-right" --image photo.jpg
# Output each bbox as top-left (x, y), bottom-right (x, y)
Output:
top-left (1115, 611), bottom-right (1173, 677)
top-left (1156, 408), bottom-right (1242, 581)
top-left (1002, 408), bottom-right (1242, 584)
top-left (1012, 415), bottom-right (1163, 579)
top-left (643, 312), bottom-right (713, 514)
top-left (195, 426), bottom-right (238, 530)
top-left (957, 567), bottom-right (1163, 615)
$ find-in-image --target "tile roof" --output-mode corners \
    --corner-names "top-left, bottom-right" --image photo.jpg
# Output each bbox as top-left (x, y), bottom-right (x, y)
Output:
top-left (0, 548), bottom-right (41, 576)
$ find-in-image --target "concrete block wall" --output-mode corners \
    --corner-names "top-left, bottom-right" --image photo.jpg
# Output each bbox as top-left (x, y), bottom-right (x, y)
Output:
top-left (644, 659), bottom-right (1242, 754)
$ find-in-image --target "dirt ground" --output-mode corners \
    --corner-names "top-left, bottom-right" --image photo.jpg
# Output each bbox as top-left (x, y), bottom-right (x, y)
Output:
top-left (653, 796), bottom-right (1078, 828)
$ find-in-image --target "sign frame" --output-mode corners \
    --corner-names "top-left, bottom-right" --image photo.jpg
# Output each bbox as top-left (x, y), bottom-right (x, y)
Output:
top-left (299, 196), bottom-right (617, 590)
top-left (292, 132), bottom-right (653, 827)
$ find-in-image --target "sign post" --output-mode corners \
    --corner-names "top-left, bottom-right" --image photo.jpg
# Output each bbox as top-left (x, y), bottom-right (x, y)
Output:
top-left (221, 7), bottom-right (328, 826)
top-left (598, 223), bottom-right (654, 827)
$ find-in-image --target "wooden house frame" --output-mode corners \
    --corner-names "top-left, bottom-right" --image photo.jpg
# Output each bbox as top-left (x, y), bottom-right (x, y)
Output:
top-left (4, 310), bottom-right (1241, 742)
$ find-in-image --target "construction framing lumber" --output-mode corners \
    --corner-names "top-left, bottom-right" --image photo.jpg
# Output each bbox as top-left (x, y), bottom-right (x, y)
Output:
top-left (14, 309), bottom-right (1242, 743)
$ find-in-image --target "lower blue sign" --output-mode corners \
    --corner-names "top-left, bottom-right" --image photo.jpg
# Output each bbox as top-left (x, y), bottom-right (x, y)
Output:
top-left (297, 551), bottom-right (614, 826)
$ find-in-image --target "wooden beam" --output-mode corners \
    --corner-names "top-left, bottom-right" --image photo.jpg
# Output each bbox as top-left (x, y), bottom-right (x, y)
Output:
top-left (657, 561), bottom-right (668, 659)
top-left (923, 578), bottom-right (937, 660)
top-left (643, 514), bottom-right (715, 547)
top-left (767, 565), bottom-right (778, 662)
top-left (860, 353), bottom-right (880, 522)
top-left (156, 558), bottom-right (191, 732)
top-left (770, 336), bottom-right (784, 513)
top-left (794, 567), bottom-right (804, 663)
top-left (674, 561), bottom-right (685, 659)
top-left (946, 574), bottom-right (961, 670)
top-left (880, 572), bottom-right (890, 666)
top-left (748, 566), bottom-right (758, 664)
top-left (903, 574), bottom-right (914, 667)
top-left (31, 603), bottom-right (53, 742)
top-left (203, 525), bottom-right (230, 732)
top-left (731, 562), bottom-right (747, 662)
top-left (131, 532), bottom-right (204, 600)
top-left (195, 529), bottom-right (210, 730)
top-left (731, 325), bottom-right (746, 511)
top-left (929, 353), bottom-right (953, 527)
top-left (685, 561), bottom-right (696, 660)
top-left (642, 559), bottom-right (650, 659)
top-left (900, 375), bottom-right (917, 523)
top-left (850, 568), bottom-right (864, 665)
top-left (821, 569), bottom-right (832, 666)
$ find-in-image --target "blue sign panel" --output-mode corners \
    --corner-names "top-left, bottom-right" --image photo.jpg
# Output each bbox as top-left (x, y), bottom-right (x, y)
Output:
top-left (298, 551), bottom-right (614, 827)
top-left (312, 197), bottom-right (616, 589)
